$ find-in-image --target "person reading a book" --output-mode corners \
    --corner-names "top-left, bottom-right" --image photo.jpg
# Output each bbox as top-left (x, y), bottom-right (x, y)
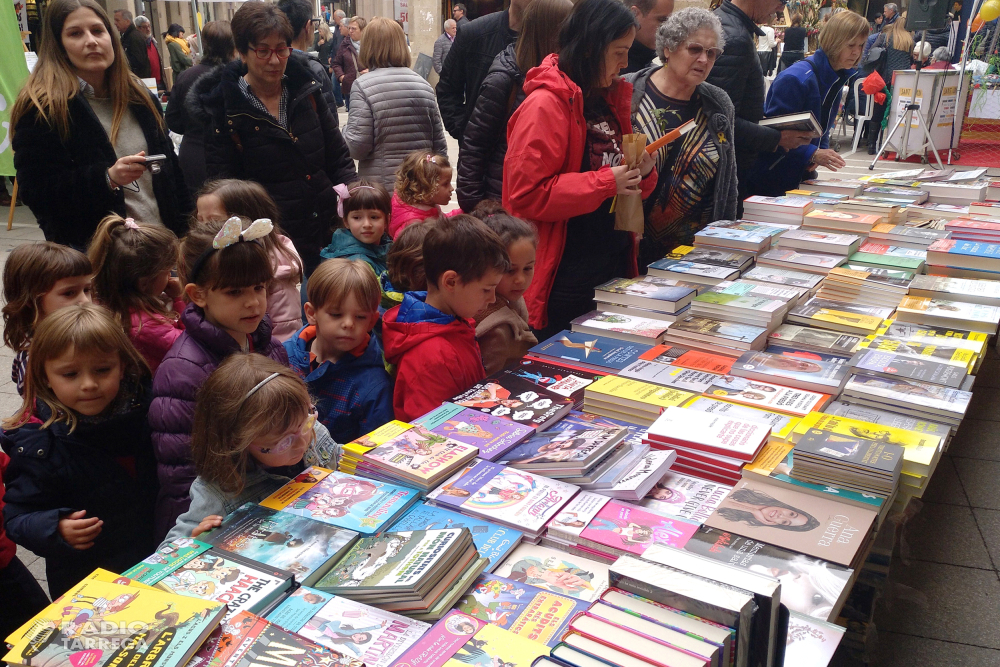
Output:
top-left (749, 10), bottom-right (868, 195)
top-left (714, 488), bottom-right (820, 532)
top-left (503, 0), bottom-right (657, 338)
top-left (626, 8), bottom-right (739, 269)
top-left (161, 354), bottom-right (339, 548)
top-left (284, 258), bottom-right (394, 445)
top-left (382, 216), bottom-right (510, 422)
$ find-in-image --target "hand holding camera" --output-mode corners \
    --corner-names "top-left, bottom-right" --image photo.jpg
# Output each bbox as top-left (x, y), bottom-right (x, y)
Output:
top-left (107, 151), bottom-right (168, 188)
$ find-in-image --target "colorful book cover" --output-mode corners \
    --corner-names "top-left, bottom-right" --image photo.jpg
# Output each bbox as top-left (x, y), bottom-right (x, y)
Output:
top-left (704, 479), bottom-right (877, 567)
top-left (704, 374), bottom-right (829, 417)
top-left (528, 331), bottom-right (654, 372)
top-left (260, 467), bottom-right (418, 534)
top-left (585, 375), bottom-right (695, 410)
top-left (454, 573), bottom-right (587, 647)
top-left (705, 280), bottom-right (805, 302)
top-left (667, 316), bottom-right (767, 344)
top-left (202, 503), bottom-right (359, 586)
top-left (123, 538), bottom-right (212, 581)
top-left (4, 578), bottom-right (224, 667)
top-left (416, 403), bottom-right (535, 462)
top-left (928, 238), bottom-right (1000, 260)
top-left (909, 274), bottom-right (1000, 300)
top-left (316, 529), bottom-right (465, 591)
top-left (271, 592), bottom-right (430, 667)
top-left (794, 430), bottom-right (904, 475)
top-left (683, 525), bottom-right (853, 621)
top-left (555, 410), bottom-right (644, 448)
top-left (851, 349), bottom-right (968, 388)
top-left (389, 501), bottom-right (523, 566)
top-left (824, 400), bottom-right (952, 440)
top-left (571, 311), bottom-right (670, 339)
top-left (548, 491), bottom-right (612, 539)
top-left (847, 251), bottom-right (924, 270)
top-left (364, 425), bottom-right (480, 480)
top-left (442, 623), bottom-right (550, 667)
top-left (741, 266), bottom-right (824, 288)
top-left (451, 375), bottom-right (574, 429)
top-left (733, 349), bottom-right (849, 391)
top-left (681, 394), bottom-right (800, 441)
top-left (635, 470), bottom-right (732, 524)
top-left (744, 195), bottom-right (813, 210)
top-left (637, 344), bottom-right (735, 373)
top-left (579, 501), bottom-right (698, 555)
top-left (804, 210), bottom-right (882, 226)
top-left (646, 259), bottom-right (739, 279)
top-left (267, 586), bottom-right (335, 629)
top-left (693, 227), bottom-right (775, 245)
top-left (502, 358), bottom-right (601, 399)
top-left (595, 276), bottom-right (698, 303)
top-left (492, 543), bottom-right (610, 602)
top-left (498, 427), bottom-right (626, 469)
top-left (788, 298), bottom-right (890, 331)
top-left (393, 610), bottom-right (487, 667)
top-left (829, 265), bottom-right (914, 287)
top-left (876, 321), bottom-right (988, 349)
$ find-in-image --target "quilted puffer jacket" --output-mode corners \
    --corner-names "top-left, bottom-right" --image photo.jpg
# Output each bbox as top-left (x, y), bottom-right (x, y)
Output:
top-left (456, 43), bottom-right (525, 212)
top-left (147, 303), bottom-right (287, 543)
top-left (342, 67), bottom-right (448, 191)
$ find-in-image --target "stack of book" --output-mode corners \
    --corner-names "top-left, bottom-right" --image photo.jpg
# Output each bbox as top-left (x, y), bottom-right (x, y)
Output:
top-left (895, 295), bottom-right (1000, 335)
top-left (924, 180), bottom-right (988, 206)
top-left (768, 323), bottom-right (861, 357)
top-left (644, 407), bottom-right (771, 484)
top-left (861, 185), bottom-right (928, 203)
top-left (907, 274), bottom-right (1000, 306)
top-left (968, 201), bottom-right (1000, 218)
top-left (692, 220), bottom-right (786, 252)
top-left (791, 428), bottom-right (904, 497)
top-left (815, 266), bottom-right (913, 308)
top-left (926, 238), bottom-right (1000, 277)
top-left (839, 373), bottom-right (971, 428)
top-left (848, 241), bottom-right (926, 273)
top-left (582, 375), bottom-right (695, 426)
top-left (619, 355), bottom-right (725, 393)
top-left (426, 459), bottom-right (579, 542)
top-left (907, 202), bottom-right (970, 220)
top-left (683, 395), bottom-right (801, 444)
top-left (571, 310), bottom-right (671, 345)
top-left (355, 424), bottom-right (481, 492)
top-left (689, 283), bottom-right (793, 330)
top-left (646, 257), bottom-right (742, 285)
top-left (702, 373), bottom-right (832, 418)
top-left (743, 195), bottom-right (814, 225)
top-left (730, 349), bottom-right (850, 395)
top-left (824, 399), bottom-right (953, 451)
top-left (663, 315), bottom-right (769, 356)
top-left (785, 297), bottom-right (894, 336)
top-left (800, 177), bottom-right (866, 196)
top-left (528, 331), bottom-right (653, 375)
top-left (741, 265), bottom-right (825, 292)
top-left (775, 228), bottom-right (863, 255)
top-left (802, 209), bottom-right (884, 235)
top-left (868, 223), bottom-right (950, 249)
top-left (666, 244), bottom-right (757, 271)
top-left (944, 217), bottom-right (1000, 243)
top-left (875, 320), bottom-right (988, 373)
top-left (413, 403), bottom-right (535, 462)
top-left (593, 275), bottom-right (698, 322)
top-left (854, 334), bottom-right (979, 374)
top-left (786, 189), bottom-right (850, 210)
top-left (451, 372), bottom-right (575, 430)
top-left (755, 247), bottom-right (846, 275)
top-left (497, 425), bottom-right (630, 478)
top-left (837, 199), bottom-right (905, 225)
top-left (314, 528), bottom-right (489, 621)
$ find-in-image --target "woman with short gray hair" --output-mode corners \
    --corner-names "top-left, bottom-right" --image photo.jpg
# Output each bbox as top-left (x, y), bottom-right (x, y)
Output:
top-left (626, 7), bottom-right (738, 269)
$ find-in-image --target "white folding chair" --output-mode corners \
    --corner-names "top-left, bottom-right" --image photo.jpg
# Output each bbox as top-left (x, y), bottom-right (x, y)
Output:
top-left (845, 77), bottom-right (874, 157)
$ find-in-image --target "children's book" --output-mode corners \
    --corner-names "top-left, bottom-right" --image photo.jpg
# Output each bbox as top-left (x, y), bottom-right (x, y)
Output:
top-left (203, 502), bottom-right (359, 587)
top-left (392, 610), bottom-right (488, 667)
top-left (492, 543), bottom-right (610, 602)
top-left (498, 426), bottom-right (628, 475)
top-left (451, 374), bottom-right (575, 431)
top-left (577, 501), bottom-right (699, 557)
top-left (389, 501), bottom-right (523, 569)
top-left (123, 538), bottom-right (213, 581)
top-left (416, 403), bottom-right (536, 462)
top-left (4, 577), bottom-right (225, 667)
top-left (501, 358), bottom-right (602, 400)
top-left (363, 424), bottom-right (480, 486)
top-left (260, 467), bottom-right (419, 534)
top-left (528, 331), bottom-right (654, 374)
top-left (454, 573), bottom-right (588, 647)
top-left (268, 591), bottom-right (430, 667)
top-left (634, 470), bottom-right (732, 525)
top-left (442, 623), bottom-right (550, 667)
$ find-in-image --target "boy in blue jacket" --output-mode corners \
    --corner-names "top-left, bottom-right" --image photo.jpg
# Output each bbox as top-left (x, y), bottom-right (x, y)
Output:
top-left (285, 258), bottom-right (394, 444)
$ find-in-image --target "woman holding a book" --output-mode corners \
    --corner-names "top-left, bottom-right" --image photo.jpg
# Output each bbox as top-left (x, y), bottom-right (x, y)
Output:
top-left (625, 8), bottom-right (738, 270)
top-left (749, 10), bottom-right (869, 196)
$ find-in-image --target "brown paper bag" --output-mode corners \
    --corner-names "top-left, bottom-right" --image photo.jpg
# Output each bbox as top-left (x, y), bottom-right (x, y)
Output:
top-left (614, 133), bottom-right (648, 236)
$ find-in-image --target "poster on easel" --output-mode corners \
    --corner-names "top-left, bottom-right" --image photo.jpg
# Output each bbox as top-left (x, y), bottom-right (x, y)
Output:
top-left (885, 69), bottom-right (967, 155)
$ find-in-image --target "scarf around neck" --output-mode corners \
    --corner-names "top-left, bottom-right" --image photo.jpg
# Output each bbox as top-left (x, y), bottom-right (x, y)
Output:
top-left (166, 34), bottom-right (191, 54)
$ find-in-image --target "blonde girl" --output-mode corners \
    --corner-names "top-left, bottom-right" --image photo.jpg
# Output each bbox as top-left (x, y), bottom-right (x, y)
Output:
top-left (389, 151), bottom-right (456, 238)
top-left (162, 354), bottom-right (339, 546)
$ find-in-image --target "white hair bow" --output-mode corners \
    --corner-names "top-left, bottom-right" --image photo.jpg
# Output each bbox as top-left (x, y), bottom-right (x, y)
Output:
top-left (212, 216), bottom-right (273, 249)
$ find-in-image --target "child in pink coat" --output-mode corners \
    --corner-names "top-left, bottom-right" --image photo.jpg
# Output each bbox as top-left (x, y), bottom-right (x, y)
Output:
top-left (390, 151), bottom-right (459, 238)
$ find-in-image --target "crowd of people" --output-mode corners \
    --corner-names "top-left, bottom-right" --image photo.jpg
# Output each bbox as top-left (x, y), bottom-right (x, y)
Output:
top-left (0, 0), bottom-right (935, 636)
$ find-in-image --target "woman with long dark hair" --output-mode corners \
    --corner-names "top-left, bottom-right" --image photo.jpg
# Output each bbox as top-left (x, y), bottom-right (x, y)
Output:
top-left (715, 488), bottom-right (821, 532)
top-left (11, 0), bottom-right (190, 249)
top-left (503, 0), bottom-right (657, 339)
top-left (165, 20), bottom-right (236, 196)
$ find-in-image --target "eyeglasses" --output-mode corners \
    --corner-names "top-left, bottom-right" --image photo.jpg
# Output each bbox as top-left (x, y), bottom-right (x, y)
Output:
top-left (252, 45), bottom-right (291, 60)
top-left (254, 407), bottom-right (317, 455)
top-left (685, 42), bottom-right (724, 60)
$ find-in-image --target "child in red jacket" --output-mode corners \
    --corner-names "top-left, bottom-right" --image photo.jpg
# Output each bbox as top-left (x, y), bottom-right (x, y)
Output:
top-left (382, 215), bottom-right (510, 421)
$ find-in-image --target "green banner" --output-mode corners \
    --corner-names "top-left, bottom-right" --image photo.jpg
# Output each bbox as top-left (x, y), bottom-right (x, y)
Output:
top-left (0, 2), bottom-right (29, 176)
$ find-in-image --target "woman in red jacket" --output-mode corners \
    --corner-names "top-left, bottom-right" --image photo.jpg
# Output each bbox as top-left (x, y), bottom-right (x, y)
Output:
top-left (503, 0), bottom-right (657, 339)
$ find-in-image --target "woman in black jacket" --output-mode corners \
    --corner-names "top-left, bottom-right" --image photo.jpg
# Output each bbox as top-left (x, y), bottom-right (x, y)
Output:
top-left (457, 0), bottom-right (572, 212)
top-left (190, 1), bottom-right (357, 274)
top-left (164, 20), bottom-right (236, 197)
top-left (11, 0), bottom-right (191, 250)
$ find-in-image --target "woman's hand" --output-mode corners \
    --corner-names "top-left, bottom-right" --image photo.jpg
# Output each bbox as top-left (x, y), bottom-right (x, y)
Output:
top-left (778, 130), bottom-right (813, 151)
top-left (810, 148), bottom-right (847, 171)
top-left (612, 165), bottom-right (642, 196)
top-left (108, 152), bottom-right (148, 187)
top-left (191, 515), bottom-right (223, 537)
top-left (638, 149), bottom-right (655, 178)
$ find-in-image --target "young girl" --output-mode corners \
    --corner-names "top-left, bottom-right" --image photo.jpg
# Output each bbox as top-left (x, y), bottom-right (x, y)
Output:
top-left (474, 203), bottom-right (538, 374)
top-left (321, 180), bottom-right (393, 275)
top-left (88, 215), bottom-right (183, 373)
top-left (148, 217), bottom-right (289, 544)
top-left (195, 179), bottom-right (305, 342)
top-left (1, 304), bottom-right (156, 597)
top-left (390, 152), bottom-right (455, 238)
top-left (163, 354), bottom-right (340, 546)
top-left (2, 243), bottom-right (92, 395)
top-left (381, 220), bottom-right (435, 311)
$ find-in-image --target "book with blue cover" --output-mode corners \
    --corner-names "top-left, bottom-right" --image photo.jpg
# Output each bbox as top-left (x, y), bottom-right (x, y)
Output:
top-left (528, 330), bottom-right (654, 373)
top-left (389, 501), bottom-right (523, 569)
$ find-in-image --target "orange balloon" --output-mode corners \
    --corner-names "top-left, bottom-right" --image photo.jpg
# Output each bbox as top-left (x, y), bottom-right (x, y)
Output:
top-left (972, 14), bottom-right (985, 31)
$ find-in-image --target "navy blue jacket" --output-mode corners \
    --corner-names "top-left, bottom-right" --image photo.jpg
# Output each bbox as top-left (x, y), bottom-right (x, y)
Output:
top-left (751, 49), bottom-right (854, 196)
top-left (284, 325), bottom-right (394, 444)
top-left (1, 387), bottom-right (157, 597)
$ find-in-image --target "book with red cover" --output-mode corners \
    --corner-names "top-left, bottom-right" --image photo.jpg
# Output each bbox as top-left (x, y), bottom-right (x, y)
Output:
top-left (645, 406), bottom-right (770, 462)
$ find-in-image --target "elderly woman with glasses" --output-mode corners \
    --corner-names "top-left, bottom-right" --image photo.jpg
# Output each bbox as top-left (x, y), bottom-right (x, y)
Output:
top-left (749, 10), bottom-right (869, 196)
top-left (191, 0), bottom-right (356, 274)
top-left (625, 7), bottom-right (738, 269)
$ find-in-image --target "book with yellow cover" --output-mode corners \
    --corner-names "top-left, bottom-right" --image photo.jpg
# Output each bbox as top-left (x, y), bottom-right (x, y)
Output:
top-left (584, 376), bottom-right (694, 413)
top-left (743, 441), bottom-right (795, 477)
top-left (4, 578), bottom-right (224, 667)
top-left (790, 305), bottom-right (885, 334)
top-left (341, 421), bottom-right (415, 470)
top-left (792, 412), bottom-right (940, 477)
top-left (857, 335), bottom-right (978, 371)
top-left (443, 622), bottom-right (550, 667)
top-left (874, 320), bottom-right (988, 351)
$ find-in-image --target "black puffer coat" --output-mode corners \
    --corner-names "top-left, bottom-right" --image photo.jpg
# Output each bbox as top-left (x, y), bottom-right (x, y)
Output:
top-left (190, 53), bottom-right (357, 273)
top-left (456, 44), bottom-right (525, 212)
top-left (12, 92), bottom-right (191, 250)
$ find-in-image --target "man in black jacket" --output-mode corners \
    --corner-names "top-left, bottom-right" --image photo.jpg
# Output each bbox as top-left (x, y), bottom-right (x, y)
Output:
top-left (707, 0), bottom-right (812, 203)
top-left (113, 9), bottom-right (151, 78)
top-left (279, 0), bottom-right (340, 126)
top-left (436, 0), bottom-right (530, 141)
top-left (623, 0), bottom-right (675, 74)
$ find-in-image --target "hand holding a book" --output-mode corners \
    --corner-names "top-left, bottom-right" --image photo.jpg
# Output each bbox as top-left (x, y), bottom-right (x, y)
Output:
top-left (778, 130), bottom-right (813, 151)
top-left (612, 165), bottom-right (642, 196)
top-left (58, 510), bottom-right (102, 550)
top-left (810, 148), bottom-right (846, 171)
top-left (191, 515), bottom-right (224, 538)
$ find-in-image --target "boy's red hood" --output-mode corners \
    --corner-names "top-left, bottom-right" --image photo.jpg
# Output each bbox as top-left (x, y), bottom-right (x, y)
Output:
top-left (381, 307), bottom-right (479, 364)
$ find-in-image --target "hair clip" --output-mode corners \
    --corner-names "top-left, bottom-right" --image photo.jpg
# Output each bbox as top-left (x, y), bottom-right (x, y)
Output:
top-left (334, 183), bottom-right (379, 217)
top-left (212, 216), bottom-right (273, 249)
top-left (425, 154), bottom-right (437, 164)
top-left (124, 218), bottom-right (140, 230)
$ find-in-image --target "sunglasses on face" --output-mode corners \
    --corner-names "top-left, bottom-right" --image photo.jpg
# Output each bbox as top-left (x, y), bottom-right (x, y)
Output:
top-left (685, 42), bottom-right (724, 60)
top-left (254, 408), bottom-right (318, 455)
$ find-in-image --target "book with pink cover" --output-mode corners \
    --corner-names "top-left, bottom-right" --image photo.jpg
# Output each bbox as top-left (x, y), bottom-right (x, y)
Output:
top-left (392, 610), bottom-right (486, 667)
top-left (578, 500), bottom-right (698, 557)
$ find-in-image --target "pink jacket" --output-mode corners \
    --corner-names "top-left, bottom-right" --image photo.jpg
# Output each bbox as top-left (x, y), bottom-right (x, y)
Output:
top-left (389, 193), bottom-right (460, 238)
top-left (268, 234), bottom-right (304, 342)
top-left (130, 297), bottom-right (185, 373)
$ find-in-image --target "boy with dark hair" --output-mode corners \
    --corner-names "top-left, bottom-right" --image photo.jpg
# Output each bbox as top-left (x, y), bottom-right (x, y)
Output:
top-left (382, 215), bottom-right (510, 421)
